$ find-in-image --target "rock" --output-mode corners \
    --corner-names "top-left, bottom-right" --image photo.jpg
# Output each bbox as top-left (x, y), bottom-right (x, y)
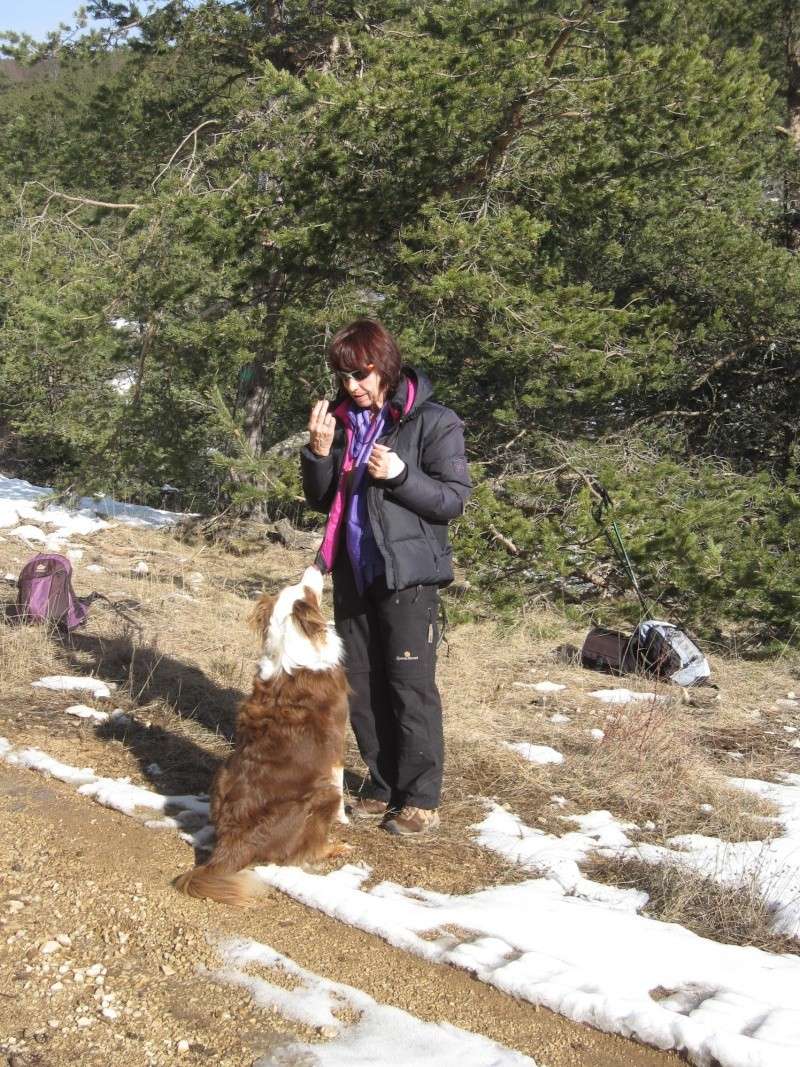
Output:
top-left (77, 1016), bottom-right (94, 1028)
top-left (131, 561), bottom-right (149, 576)
top-left (40, 941), bottom-right (61, 955)
top-left (55, 934), bottom-right (71, 948)
top-left (177, 1039), bottom-right (190, 1053)
top-left (160, 964), bottom-right (176, 977)
top-left (677, 687), bottom-right (719, 708)
top-left (265, 517), bottom-right (320, 551)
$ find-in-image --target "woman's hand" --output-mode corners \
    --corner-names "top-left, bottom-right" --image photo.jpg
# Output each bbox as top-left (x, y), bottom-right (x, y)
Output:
top-left (308, 399), bottom-right (336, 457)
top-left (367, 443), bottom-right (406, 481)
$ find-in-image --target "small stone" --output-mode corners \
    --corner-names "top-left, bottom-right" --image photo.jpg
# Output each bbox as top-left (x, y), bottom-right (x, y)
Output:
top-left (55, 934), bottom-right (72, 948)
top-left (48, 1020), bottom-right (60, 1029)
top-left (160, 964), bottom-right (175, 977)
top-left (49, 981), bottom-right (64, 993)
top-left (131, 561), bottom-right (149, 576)
top-left (7, 900), bottom-right (24, 913)
top-left (86, 963), bottom-right (104, 977)
top-left (316, 1025), bottom-right (339, 1039)
top-left (102, 1007), bottom-right (119, 1021)
top-left (40, 941), bottom-right (61, 955)
top-left (177, 1039), bottom-right (190, 1053)
top-left (77, 1016), bottom-right (94, 1028)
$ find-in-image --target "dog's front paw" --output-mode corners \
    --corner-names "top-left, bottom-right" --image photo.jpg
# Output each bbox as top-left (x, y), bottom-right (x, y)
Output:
top-left (324, 840), bottom-right (354, 859)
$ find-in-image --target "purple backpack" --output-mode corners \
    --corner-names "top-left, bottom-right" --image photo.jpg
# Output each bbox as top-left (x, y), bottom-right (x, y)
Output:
top-left (15, 553), bottom-right (90, 630)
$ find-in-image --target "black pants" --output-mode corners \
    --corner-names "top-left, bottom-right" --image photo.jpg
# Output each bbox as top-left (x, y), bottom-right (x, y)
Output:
top-left (332, 554), bottom-right (443, 810)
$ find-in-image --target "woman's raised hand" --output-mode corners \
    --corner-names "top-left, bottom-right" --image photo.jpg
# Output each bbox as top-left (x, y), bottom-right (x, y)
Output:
top-left (308, 399), bottom-right (336, 458)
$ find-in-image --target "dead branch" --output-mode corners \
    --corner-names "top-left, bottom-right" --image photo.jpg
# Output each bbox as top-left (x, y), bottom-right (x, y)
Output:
top-left (21, 181), bottom-right (140, 211)
top-left (488, 523), bottom-right (520, 555)
top-left (152, 120), bottom-right (221, 189)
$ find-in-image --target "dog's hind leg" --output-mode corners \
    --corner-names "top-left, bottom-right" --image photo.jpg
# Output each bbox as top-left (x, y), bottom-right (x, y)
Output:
top-left (332, 764), bottom-right (348, 825)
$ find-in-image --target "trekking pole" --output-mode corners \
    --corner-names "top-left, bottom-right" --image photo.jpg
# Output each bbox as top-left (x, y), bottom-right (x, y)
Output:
top-left (605, 520), bottom-right (651, 615)
top-left (590, 481), bottom-right (652, 617)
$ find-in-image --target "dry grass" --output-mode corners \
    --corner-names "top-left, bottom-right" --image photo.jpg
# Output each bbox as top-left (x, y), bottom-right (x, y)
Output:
top-left (1, 515), bottom-right (800, 943)
top-left (587, 855), bottom-right (797, 956)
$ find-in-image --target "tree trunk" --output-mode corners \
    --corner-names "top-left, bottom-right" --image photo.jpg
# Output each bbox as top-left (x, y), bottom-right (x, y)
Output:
top-left (237, 359), bottom-right (271, 456)
top-left (784, 1), bottom-right (800, 248)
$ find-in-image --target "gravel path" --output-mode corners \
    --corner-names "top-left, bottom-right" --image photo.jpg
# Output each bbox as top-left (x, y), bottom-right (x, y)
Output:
top-left (0, 763), bottom-right (683, 1067)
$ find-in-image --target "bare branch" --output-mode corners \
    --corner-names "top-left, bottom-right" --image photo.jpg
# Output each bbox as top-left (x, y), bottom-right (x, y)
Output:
top-left (152, 120), bottom-right (222, 189)
top-left (21, 180), bottom-right (140, 211)
top-left (449, 0), bottom-right (597, 196)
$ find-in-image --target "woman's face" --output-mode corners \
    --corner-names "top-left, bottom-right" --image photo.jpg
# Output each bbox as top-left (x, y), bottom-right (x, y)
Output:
top-left (338, 366), bottom-right (387, 412)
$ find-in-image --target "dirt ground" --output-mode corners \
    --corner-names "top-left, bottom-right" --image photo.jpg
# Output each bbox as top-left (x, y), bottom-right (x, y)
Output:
top-left (0, 762), bottom-right (682, 1067)
top-left (1, 519), bottom-right (796, 1065)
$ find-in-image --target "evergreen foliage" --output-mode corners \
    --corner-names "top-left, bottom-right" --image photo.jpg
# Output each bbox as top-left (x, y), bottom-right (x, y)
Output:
top-left (1, 0), bottom-right (800, 640)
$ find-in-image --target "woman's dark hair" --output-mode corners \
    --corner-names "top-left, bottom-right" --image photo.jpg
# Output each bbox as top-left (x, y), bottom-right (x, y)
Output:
top-left (328, 318), bottom-right (403, 394)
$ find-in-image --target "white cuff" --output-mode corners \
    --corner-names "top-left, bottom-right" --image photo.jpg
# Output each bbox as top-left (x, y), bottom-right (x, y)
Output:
top-left (384, 452), bottom-right (406, 480)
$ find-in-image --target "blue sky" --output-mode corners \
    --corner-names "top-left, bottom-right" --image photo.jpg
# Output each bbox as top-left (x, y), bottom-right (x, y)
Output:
top-left (2, 2), bottom-right (105, 39)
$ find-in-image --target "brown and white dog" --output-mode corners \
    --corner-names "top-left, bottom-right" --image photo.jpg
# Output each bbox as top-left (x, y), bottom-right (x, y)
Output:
top-left (174, 566), bottom-right (349, 907)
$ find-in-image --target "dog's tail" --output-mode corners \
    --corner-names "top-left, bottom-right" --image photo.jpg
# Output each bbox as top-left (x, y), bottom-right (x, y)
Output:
top-left (173, 865), bottom-right (266, 908)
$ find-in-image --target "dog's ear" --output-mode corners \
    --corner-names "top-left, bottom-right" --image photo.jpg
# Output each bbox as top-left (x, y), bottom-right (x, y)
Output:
top-left (291, 593), bottom-right (328, 644)
top-left (250, 593), bottom-right (278, 638)
top-left (300, 565), bottom-right (323, 607)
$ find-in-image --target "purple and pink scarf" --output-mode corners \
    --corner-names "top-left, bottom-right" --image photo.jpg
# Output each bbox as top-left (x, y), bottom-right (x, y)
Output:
top-left (316, 376), bottom-right (416, 591)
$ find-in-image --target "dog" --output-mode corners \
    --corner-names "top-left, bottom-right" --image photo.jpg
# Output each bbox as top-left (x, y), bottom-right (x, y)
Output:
top-left (174, 566), bottom-right (350, 907)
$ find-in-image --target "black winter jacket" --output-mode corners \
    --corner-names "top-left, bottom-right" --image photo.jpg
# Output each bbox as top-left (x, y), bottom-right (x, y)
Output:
top-left (301, 368), bottom-right (471, 589)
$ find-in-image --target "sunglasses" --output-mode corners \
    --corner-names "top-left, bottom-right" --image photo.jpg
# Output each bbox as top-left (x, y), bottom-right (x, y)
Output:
top-left (335, 363), bottom-right (374, 383)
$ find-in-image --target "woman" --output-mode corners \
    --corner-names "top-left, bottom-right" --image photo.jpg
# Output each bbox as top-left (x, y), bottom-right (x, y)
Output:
top-left (301, 318), bottom-right (471, 836)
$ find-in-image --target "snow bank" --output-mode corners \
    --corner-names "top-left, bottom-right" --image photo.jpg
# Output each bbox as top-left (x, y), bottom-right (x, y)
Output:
top-left (0, 473), bottom-right (189, 551)
top-left (211, 937), bottom-right (537, 1065)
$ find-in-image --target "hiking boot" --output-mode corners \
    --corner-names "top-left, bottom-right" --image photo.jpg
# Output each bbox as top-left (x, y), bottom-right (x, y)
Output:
top-left (381, 806), bottom-right (440, 837)
top-left (347, 796), bottom-right (393, 819)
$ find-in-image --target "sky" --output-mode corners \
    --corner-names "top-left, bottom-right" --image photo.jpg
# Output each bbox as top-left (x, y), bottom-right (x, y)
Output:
top-left (1, 2), bottom-right (105, 39)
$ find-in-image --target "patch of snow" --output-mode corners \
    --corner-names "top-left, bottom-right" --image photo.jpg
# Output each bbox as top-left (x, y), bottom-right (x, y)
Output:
top-left (32, 676), bottom-right (115, 700)
top-left (0, 737), bottom-right (208, 830)
top-left (505, 743), bottom-right (564, 766)
top-left (64, 705), bottom-right (109, 724)
top-left (474, 804), bottom-right (642, 908)
top-left (529, 681), bottom-right (567, 693)
top-left (589, 728), bottom-right (605, 740)
top-left (0, 474), bottom-right (189, 551)
top-left (590, 688), bottom-right (668, 704)
top-left (255, 859), bottom-right (800, 1067)
top-left (211, 937), bottom-right (537, 1065)
top-left (548, 713), bottom-right (571, 724)
top-left (632, 774), bottom-right (800, 939)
